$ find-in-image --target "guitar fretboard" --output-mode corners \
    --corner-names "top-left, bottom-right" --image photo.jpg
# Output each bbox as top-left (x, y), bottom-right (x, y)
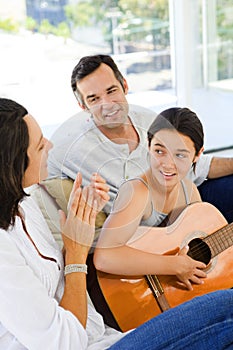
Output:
top-left (204, 222), bottom-right (233, 258)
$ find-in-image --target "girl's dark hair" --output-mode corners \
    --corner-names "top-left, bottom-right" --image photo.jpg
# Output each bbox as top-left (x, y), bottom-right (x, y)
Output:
top-left (0, 98), bottom-right (29, 230)
top-left (71, 54), bottom-right (125, 105)
top-left (147, 107), bottom-right (204, 156)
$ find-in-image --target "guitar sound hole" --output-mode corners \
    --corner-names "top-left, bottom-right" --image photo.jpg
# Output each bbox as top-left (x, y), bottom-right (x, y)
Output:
top-left (187, 238), bottom-right (211, 265)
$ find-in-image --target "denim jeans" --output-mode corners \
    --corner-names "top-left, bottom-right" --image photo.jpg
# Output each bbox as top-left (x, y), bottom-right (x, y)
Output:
top-left (198, 175), bottom-right (233, 223)
top-left (108, 290), bottom-right (233, 350)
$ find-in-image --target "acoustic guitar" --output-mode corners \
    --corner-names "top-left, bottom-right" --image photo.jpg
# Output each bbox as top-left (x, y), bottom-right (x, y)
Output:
top-left (97, 202), bottom-right (233, 332)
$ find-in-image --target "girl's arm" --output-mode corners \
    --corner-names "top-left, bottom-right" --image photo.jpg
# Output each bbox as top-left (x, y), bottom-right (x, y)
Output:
top-left (94, 244), bottom-right (206, 290)
top-left (96, 179), bottom-right (151, 248)
top-left (94, 180), bottom-right (206, 290)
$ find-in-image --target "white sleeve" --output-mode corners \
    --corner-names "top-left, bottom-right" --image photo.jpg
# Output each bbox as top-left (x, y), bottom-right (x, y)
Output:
top-left (0, 232), bottom-right (88, 350)
top-left (187, 154), bottom-right (213, 186)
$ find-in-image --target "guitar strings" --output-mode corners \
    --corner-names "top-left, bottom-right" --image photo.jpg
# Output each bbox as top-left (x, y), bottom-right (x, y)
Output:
top-left (183, 222), bottom-right (233, 261)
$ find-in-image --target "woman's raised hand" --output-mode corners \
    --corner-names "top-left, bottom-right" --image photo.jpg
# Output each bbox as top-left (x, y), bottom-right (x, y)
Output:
top-left (60, 173), bottom-right (98, 256)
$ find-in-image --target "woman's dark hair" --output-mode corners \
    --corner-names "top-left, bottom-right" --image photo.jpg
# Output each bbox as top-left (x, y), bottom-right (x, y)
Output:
top-left (147, 107), bottom-right (204, 156)
top-left (71, 54), bottom-right (125, 105)
top-left (0, 98), bottom-right (29, 230)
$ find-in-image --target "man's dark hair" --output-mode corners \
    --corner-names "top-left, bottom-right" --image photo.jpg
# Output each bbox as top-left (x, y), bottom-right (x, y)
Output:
top-left (0, 98), bottom-right (29, 230)
top-left (71, 54), bottom-right (125, 105)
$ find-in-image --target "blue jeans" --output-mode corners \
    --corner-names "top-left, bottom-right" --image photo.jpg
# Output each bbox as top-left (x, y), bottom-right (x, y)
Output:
top-left (109, 290), bottom-right (233, 350)
top-left (198, 175), bottom-right (233, 223)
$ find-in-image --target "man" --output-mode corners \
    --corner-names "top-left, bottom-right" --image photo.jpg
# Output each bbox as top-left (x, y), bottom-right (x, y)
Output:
top-left (47, 54), bottom-right (233, 223)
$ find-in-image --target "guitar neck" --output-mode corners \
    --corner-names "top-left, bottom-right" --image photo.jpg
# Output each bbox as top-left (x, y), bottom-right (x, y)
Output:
top-left (204, 222), bottom-right (233, 258)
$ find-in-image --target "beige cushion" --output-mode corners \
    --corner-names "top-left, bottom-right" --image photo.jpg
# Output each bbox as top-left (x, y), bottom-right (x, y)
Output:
top-left (30, 178), bottom-right (107, 248)
top-left (43, 178), bottom-right (107, 228)
top-left (43, 178), bottom-right (73, 214)
top-left (29, 183), bottom-right (63, 247)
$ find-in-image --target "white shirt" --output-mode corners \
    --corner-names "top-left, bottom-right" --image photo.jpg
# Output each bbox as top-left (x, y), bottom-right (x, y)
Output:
top-left (48, 105), bottom-right (212, 214)
top-left (0, 196), bottom-right (125, 350)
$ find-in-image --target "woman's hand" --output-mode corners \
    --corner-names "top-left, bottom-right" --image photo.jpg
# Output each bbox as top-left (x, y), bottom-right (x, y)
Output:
top-left (89, 172), bottom-right (110, 212)
top-left (175, 246), bottom-right (207, 290)
top-left (60, 173), bottom-right (98, 261)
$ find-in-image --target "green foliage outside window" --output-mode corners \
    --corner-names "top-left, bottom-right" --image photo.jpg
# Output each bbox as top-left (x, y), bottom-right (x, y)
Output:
top-left (0, 18), bottom-right (19, 33)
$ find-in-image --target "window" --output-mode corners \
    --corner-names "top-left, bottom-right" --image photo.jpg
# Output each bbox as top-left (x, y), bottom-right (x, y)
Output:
top-left (0, 0), bottom-right (232, 152)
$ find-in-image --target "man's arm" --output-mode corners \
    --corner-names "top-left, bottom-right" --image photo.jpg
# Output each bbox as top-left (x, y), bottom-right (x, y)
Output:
top-left (208, 157), bottom-right (233, 179)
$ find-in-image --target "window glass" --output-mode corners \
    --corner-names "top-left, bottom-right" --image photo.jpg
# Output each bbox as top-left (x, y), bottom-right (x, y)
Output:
top-left (206, 0), bottom-right (233, 89)
top-left (0, 0), bottom-right (174, 131)
top-left (0, 0), bottom-right (232, 152)
top-left (191, 0), bottom-right (233, 150)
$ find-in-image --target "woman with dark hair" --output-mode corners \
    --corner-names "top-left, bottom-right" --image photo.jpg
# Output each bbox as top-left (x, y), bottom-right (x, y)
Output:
top-left (0, 98), bottom-right (119, 349)
top-left (93, 108), bottom-right (233, 334)
top-left (95, 107), bottom-right (207, 289)
top-left (0, 100), bottom-right (29, 229)
top-left (0, 99), bottom-right (233, 350)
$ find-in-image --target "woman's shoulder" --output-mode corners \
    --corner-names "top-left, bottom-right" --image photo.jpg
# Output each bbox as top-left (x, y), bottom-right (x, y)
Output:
top-left (122, 176), bottom-right (149, 188)
top-left (119, 176), bottom-right (150, 196)
top-left (113, 176), bottom-right (150, 211)
top-left (21, 193), bottom-right (44, 214)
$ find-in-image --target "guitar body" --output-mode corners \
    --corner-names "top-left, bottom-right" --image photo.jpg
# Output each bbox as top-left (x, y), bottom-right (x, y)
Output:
top-left (97, 202), bottom-right (233, 332)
